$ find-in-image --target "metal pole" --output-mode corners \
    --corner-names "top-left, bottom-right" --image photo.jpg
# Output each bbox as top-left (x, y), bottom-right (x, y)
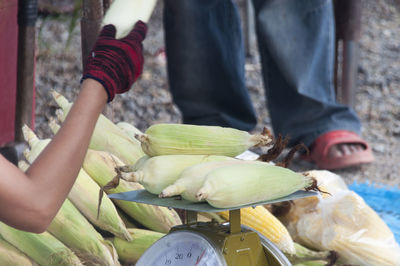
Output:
top-left (15, 0), bottom-right (37, 141)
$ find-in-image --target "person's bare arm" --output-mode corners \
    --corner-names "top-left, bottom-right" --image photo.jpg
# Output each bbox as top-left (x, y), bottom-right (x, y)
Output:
top-left (0, 21), bottom-right (147, 233)
top-left (0, 80), bottom-right (107, 232)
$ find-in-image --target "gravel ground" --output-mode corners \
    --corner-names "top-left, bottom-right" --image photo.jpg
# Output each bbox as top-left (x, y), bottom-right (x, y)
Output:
top-left (35, 0), bottom-right (400, 187)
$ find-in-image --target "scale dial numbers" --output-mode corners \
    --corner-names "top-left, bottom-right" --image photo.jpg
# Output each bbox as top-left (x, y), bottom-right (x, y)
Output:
top-left (136, 231), bottom-right (226, 266)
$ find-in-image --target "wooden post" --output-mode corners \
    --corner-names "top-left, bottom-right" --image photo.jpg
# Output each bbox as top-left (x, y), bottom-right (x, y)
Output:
top-left (81, 0), bottom-right (104, 69)
top-left (334, 0), bottom-right (362, 108)
top-left (15, 0), bottom-right (38, 141)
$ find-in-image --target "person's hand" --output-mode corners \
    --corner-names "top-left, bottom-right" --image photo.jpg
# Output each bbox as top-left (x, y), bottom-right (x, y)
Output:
top-left (82, 21), bottom-right (147, 102)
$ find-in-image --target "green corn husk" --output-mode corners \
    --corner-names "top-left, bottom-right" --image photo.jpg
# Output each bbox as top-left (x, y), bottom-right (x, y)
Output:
top-left (286, 243), bottom-right (337, 265)
top-left (0, 223), bottom-right (83, 266)
top-left (83, 149), bottom-right (182, 233)
top-left (136, 123), bottom-right (273, 157)
top-left (48, 199), bottom-right (119, 266)
top-left (116, 122), bottom-right (143, 141)
top-left (111, 228), bottom-right (164, 263)
top-left (120, 154), bottom-right (236, 195)
top-left (23, 124), bottom-right (132, 241)
top-left (293, 261), bottom-right (329, 266)
top-left (51, 90), bottom-right (144, 165)
top-left (196, 163), bottom-right (315, 208)
top-left (21, 126), bottom-right (120, 265)
top-left (160, 159), bottom-right (246, 201)
top-left (0, 235), bottom-right (38, 265)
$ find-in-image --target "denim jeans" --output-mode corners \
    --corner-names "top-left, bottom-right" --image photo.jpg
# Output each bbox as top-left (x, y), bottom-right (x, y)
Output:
top-left (163, 0), bottom-right (361, 147)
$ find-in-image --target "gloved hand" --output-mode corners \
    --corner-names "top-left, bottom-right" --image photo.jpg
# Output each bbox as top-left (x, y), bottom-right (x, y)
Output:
top-left (82, 21), bottom-right (147, 102)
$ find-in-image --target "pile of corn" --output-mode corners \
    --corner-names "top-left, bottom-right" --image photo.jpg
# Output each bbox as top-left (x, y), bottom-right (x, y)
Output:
top-left (2, 91), bottom-right (398, 266)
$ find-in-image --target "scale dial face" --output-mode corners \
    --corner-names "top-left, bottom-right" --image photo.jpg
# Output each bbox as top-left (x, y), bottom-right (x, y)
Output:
top-left (136, 230), bottom-right (226, 266)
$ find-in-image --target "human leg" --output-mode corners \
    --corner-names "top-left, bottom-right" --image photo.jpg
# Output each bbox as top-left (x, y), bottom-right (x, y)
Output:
top-left (252, 0), bottom-right (373, 168)
top-left (163, 0), bottom-right (257, 131)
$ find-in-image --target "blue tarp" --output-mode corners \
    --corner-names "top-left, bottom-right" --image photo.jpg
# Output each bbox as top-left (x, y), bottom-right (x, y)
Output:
top-left (349, 182), bottom-right (400, 243)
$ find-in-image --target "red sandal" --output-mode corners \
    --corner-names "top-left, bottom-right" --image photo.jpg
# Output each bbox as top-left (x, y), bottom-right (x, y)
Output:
top-left (302, 130), bottom-right (374, 170)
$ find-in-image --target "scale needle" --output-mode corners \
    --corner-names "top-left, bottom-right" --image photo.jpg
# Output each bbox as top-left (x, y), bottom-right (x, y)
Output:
top-left (195, 250), bottom-right (206, 266)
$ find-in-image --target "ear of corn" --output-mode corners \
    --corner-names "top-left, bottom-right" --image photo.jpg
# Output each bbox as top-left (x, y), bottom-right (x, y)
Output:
top-left (160, 159), bottom-right (242, 201)
top-left (136, 123), bottom-right (272, 157)
top-left (0, 235), bottom-right (38, 266)
top-left (83, 149), bottom-right (182, 233)
top-left (21, 128), bottom-right (123, 265)
top-left (51, 90), bottom-right (145, 165)
top-left (102, 0), bottom-right (157, 39)
top-left (47, 199), bottom-right (120, 266)
top-left (196, 163), bottom-right (314, 208)
top-left (121, 154), bottom-right (235, 195)
top-left (17, 160), bottom-right (30, 172)
top-left (219, 206), bottom-right (296, 254)
top-left (69, 169), bottom-right (132, 241)
top-left (0, 222), bottom-right (83, 266)
top-left (112, 228), bottom-right (164, 263)
top-left (286, 242), bottom-right (335, 265)
top-left (117, 122), bottom-right (143, 141)
top-left (22, 125), bottom-right (132, 242)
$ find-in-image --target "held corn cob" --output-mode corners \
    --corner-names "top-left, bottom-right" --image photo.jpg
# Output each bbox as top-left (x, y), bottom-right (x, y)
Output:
top-left (0, 222), bottom-right (83, 266)
top-left (219, 206), bottom-right (296, 254)
top-left (23, 124), bottom-right (132, 241)
top-left (51, 90), bottom-right (144, 165)
top-left (120, 154), bottom-right (235, 195)
top-left (102, 0), bottom-right (157, 39)
top-left (136, 123), bottom-right (273, 157)
top-left (160, 159), bottom-right (244, 201)
top-left (111, 228), bottom-right (165, 264)
top-left (83, 149), bottom-right (182, 233)
top-left (0, 235), bottom-right (38, 266)
top-left (196, 163), bottom-right (316, 208)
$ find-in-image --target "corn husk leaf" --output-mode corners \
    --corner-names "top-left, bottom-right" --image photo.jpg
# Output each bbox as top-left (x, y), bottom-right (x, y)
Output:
top-left (83, 149), bottom-right (182, 233)
top-left (0, 222), bottom-right (83, 266)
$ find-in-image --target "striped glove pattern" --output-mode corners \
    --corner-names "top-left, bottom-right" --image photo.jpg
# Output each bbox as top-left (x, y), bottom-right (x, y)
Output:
top-left (82, 21), bottom-right (147, 102)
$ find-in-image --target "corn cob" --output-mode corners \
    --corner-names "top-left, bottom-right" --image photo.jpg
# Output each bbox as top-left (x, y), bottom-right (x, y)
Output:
top-left (120, 154), bottom-right (235, 194)
top-left (118, 155), bottom-right (150, 173)
top-left (22, 127), bottom-right (121, 265)
top-left (136, 123), bottom-right (273, 157)
top-left (23, 124), bottom-right (132, 241)
top-left (196, 163), bottom-right (315, 208)
top-left (102, 0), bottom-right (157, 39)
top-left (219, 206), bottom-right (296, 254)
top-left (0, 222), bottom-right (83, 266)
top-left (117, 121), bottom-right (143, 141)
top-left (17, 160), bottom-right (30, 172)
top-left (0, 235), bottom-right (38, 266)
top-left (112, 228), bottom-right (165, 263)
top-left (51, 90), bottom-right (144, 165)
top-left (116, 209), bottom-right (138, 229)
top-left (47, 199), bottom-right (120, 265)
top-left (287, 242), bottom-right (337, 265)
top-left (83, 149), bottom-right (182, 233)
top-left (160, 159), bottom-right (243, 201)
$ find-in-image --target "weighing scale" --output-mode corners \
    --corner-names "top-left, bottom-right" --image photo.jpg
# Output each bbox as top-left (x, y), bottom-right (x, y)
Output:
top-left (109, 189), bottom-right (317, 266)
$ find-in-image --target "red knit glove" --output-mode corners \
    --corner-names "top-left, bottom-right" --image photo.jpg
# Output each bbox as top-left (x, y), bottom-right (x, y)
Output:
top-left (82, 21), bottom-right (147, 102)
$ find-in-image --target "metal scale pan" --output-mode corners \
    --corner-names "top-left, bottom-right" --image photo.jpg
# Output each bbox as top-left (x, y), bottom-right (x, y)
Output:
top-left (109, 189), bottom-right (317, 266)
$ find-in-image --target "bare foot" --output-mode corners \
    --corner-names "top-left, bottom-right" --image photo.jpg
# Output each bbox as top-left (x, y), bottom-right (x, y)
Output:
top-left (327, 143), bottom-right (365, 158)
